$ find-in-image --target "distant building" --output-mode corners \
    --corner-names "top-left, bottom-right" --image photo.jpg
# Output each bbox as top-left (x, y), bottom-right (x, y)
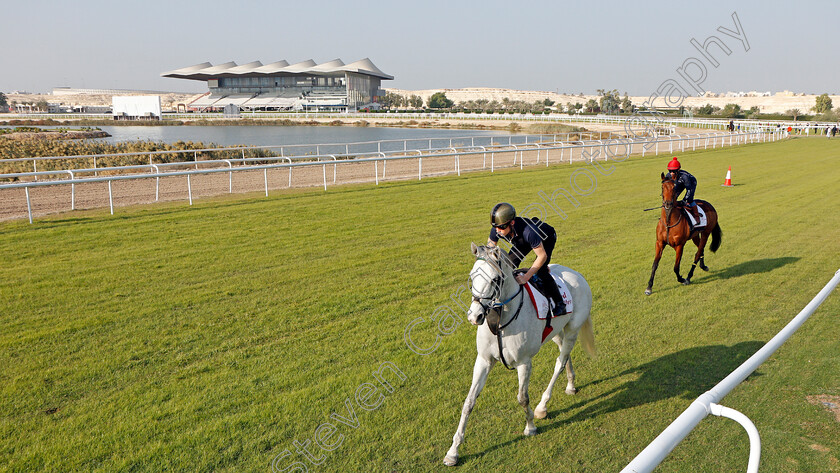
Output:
top-left (112, 96), bottom-right (161, 120)
top-left (52, 87), bottom-right (177, 96)
top-left (161, 58), bottom-right (393, 112)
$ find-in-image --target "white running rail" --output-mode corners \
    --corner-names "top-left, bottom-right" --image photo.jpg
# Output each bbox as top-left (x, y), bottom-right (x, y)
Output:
top-left (622, 269), bottom-right (840, 473)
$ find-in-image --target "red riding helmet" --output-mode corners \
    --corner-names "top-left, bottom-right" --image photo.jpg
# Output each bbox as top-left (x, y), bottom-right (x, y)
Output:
top-left (667, 157), bottom-right (681, 171)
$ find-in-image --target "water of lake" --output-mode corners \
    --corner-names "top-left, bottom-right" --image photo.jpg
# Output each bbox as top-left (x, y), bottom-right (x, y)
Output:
top-left (0, 124), bottom-right (531, 155)
top-left (97, 125), bottom-right (515, 147)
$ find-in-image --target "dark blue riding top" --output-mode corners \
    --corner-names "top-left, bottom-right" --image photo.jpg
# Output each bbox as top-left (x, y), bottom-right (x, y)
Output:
top-left (489, 217), bottom-right (556, 267)
top-left (672, 170), bottom-right (697, 204)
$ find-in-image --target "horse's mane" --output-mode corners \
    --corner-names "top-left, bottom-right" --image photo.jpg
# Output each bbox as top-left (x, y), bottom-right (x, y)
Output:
top-left (474, 245), bottom-right (515, 276)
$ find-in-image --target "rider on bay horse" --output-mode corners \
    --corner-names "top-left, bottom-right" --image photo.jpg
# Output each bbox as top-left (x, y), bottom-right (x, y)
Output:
top-left (487, 202), bottom-right (567, 316)
top-left (667, 157), bottom-right (703, 230)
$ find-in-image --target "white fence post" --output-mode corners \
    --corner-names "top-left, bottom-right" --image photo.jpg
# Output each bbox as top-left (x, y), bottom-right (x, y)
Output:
top-left (108, 180), bottom-right (114, 214)
top-left (709, 403), bottom-right (761, 473)
top-left (187, 175), bottom-right (193, 205)
top-left (68, 170), bottom-right (75, 210)
top-left (152, 165), bottom-right (160, 201)
top-left (25, 187), bottom-right (32, 224)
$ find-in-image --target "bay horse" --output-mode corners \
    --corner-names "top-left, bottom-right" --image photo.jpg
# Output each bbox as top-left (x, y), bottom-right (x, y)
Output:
top-left (444, 243), bottom-right (595, 466)
top-left (645, 172), bottom-right (722, 295)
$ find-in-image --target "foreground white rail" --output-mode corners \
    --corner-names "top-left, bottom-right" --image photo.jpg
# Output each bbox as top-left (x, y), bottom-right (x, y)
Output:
top-left (622, 269), bottom-right (840, 473)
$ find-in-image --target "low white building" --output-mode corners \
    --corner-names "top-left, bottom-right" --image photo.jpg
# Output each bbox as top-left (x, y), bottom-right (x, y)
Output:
top-left (112, 96), bottom-right (161, 120)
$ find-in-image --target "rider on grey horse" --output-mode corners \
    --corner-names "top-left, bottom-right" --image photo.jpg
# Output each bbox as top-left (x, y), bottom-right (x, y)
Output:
top-left (487, 202), bottom-right (567, 316)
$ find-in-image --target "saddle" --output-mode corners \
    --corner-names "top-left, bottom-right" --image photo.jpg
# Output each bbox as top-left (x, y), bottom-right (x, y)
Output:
top-left (512, 269), bottom-right (574, 318)
top-left (678, 202), bottom-right (707, 231)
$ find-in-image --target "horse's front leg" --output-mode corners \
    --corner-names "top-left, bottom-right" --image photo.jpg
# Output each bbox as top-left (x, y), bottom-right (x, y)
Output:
top-left (674, 243), bottom-right (687, 284)
top-left (686, 233), bottom-right (709, 282)
top-left (444, 356), bottom-right (494, 466)
top-left (535, 334), bottom-right (576, 420)
top-left (645, 239), bottom-right (665, 295)
top-left (535, 336), bottom-right (563, 419)
top-left (517, 360), bottom-right (537, 436)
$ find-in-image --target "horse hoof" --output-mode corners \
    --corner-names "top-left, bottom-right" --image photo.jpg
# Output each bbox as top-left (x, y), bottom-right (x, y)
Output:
top-left (565, 387), bottom-right (578, 395)
top-left (683, 279), bottom-right (691, 285)
top-left (700, 265), bottom-right (709, 272)
top-left (443, 454), bottom-right (458, 466)
top-left (534, 407), bottom-right (548, 419)
top-left (644, 289), bottom-right (652, 296)
top-left (524, 426), bottom-right (537, 436)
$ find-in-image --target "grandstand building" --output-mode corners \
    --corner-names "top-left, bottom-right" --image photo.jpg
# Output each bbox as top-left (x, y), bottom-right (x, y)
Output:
top-left (161, 58), bottom-right (393, 112)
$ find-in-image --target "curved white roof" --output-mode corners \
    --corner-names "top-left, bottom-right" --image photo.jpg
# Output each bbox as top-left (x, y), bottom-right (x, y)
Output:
top-left (252, 60), bottom-right (290, 74)
top-left (226, 61), bottom-right (264, 74)
top-left (340, 58), bottom-right (390, 78)
top-left (310, 58), bottom-right (345, 72)
top-left (282, 59), bottom-right (318, 72)
top-left (200, 61), bottom-right (238, 75)
top-left (162, 58), bottom-right (392, 81)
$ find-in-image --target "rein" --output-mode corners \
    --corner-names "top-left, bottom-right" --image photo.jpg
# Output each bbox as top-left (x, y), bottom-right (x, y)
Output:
top-left (661, 177), bottom-right (682, 241)
top-left (664, 204), bottom-right (683, 229)
top-left (495, 285), bottom-right (525, 370)
top-left (660, 177), bottom-right (683, 235)
top-left (662, 203), bottom-right (681, 242)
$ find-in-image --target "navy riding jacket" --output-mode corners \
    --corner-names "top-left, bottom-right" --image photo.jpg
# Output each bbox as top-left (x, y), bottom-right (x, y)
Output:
top-left (489, 217), bottom-right (556, 267)
top-left (672, 170), bottom-right (697, 204)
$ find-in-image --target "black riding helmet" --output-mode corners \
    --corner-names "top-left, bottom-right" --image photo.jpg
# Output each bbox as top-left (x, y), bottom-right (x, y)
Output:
top-left (491, 202), bottom-right (516, 227)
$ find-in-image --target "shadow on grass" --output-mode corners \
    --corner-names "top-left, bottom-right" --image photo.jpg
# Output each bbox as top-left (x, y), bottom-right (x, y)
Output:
top-left (460, 341), bottom-right (764, 464)
top-left (693, 257), bottom-right (799, 284)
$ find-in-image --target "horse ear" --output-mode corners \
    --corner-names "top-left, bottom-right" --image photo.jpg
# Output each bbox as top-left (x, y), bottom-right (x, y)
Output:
top-left (471, 242), bottom-right (481, 257)
top-left (661, 172), bottom-right (665, 181)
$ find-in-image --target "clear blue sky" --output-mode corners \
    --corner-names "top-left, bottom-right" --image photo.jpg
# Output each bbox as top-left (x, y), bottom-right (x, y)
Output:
top-left (3, 0), bottom-right (837, 95)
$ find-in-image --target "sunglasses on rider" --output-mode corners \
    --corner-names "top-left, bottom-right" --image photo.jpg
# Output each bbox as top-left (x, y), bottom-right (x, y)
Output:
top-left (492, 222), bottom-right (511, 230)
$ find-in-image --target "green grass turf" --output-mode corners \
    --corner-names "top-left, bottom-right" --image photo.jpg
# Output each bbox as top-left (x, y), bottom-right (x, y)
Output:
top-left (1, 137), bottom-right (838, 472)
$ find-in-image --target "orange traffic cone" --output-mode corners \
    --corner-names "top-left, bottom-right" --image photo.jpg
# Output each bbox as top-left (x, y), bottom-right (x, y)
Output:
top-left (722, 166), bottom-right (733, 187)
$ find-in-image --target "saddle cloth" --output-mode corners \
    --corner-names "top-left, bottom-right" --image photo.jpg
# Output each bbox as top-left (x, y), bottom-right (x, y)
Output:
top-left (685, 206), bottom-right (707, 228)
top-left (525, 273), bottom-right (574, 320)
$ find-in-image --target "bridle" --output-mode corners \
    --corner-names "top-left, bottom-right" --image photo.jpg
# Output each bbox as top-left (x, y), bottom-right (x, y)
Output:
top-left (470, 259), bottom-right (520, 314)
top-left (470, 267), bottom-right (502, 315)
top-left (661, 177), bottom-right (683, 240)
top-left (470, 256), bottom-right (525, 370)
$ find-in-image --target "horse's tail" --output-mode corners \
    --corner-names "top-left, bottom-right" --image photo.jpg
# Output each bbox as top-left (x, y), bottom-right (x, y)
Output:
top-left (579, 316), bottom-right (596, 358)
top-left (710, 222), bottom-right (722, 252)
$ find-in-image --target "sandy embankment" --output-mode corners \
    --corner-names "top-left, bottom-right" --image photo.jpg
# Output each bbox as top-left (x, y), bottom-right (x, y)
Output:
top-left (4, 89), bottom-right (835, 116)
top-left (4, 92), bottom-right (203, 112)
top-left (384, 87), bottom-right (836, 115)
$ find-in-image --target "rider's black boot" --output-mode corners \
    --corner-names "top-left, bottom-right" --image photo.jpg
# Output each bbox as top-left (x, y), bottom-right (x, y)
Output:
top-left (552, 299), bottom-right (568, 316)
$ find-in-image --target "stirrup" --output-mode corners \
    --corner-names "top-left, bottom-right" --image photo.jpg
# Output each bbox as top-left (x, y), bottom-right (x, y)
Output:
top-left (552, 301), bottom-right (568, 316)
